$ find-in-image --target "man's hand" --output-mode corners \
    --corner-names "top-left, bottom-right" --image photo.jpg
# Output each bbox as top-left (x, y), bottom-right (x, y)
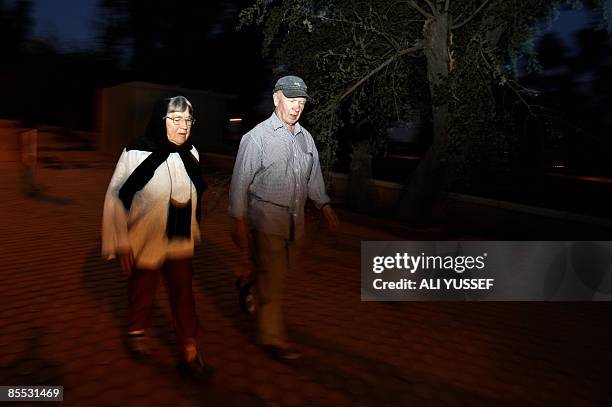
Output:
top-left (231, 217), bottom-right (251, 250)
top-left (116, 248), bottom-right (135, 275)
top-left (321, 204), bottom-right (339, 231)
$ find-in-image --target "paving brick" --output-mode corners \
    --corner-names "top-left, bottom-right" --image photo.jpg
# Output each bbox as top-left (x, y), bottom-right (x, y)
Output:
top-left (1, 150), bottom-right (612, 406)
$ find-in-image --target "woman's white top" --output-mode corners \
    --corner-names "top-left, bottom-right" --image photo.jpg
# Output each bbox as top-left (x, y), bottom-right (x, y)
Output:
top-left (101, 147), bottom-right (201, 269)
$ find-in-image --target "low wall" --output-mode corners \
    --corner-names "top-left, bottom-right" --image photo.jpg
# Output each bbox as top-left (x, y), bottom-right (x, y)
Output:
top-left (202, 152), bottom-right (236, 171)
top-left (329, 173), bottom-right (612, 235)
top-left (0, 119), bottom-right (21, 127)
top-left (329, 173), bottom-right (402, 214)
top-left (98, 82), bottom-right (235, 158)
top-left (445, 192), bottom-right (612, 238)
top-left (0, 127), bottom-right (36, 163)
top-left (0, 128), bottom-right (19, 161)
top-left (200, 153), bottom-right (612, 236)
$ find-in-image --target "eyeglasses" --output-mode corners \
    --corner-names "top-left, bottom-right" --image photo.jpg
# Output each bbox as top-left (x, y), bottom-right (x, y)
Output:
top-left (164, 116), bottom-right (196, 126)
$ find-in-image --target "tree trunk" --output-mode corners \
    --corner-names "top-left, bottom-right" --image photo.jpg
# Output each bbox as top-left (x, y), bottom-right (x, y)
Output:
top-left (398, 13), bottom-right (451, 222)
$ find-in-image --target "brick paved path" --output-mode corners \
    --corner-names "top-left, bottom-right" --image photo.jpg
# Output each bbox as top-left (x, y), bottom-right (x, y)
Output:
top-left (1, 135), bottom-right (611, 406)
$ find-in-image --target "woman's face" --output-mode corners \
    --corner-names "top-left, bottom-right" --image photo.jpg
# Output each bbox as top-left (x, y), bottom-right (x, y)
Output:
top-left (165, 109), bottom-right (193, 145)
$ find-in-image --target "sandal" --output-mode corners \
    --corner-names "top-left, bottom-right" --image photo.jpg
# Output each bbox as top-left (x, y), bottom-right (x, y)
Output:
top-left (235, 277), bottom-right (256, 315)
top-left (126, 331), bottom-right (150, 359)
top-left (178, 354), bottom-right (214, 381)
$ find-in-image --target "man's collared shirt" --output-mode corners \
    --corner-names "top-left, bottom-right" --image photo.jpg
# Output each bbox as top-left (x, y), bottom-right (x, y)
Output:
top-left (228, 112), bottom-right (330, 239)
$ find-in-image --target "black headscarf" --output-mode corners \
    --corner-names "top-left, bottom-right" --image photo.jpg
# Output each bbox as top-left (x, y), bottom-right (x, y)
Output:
top-left (118, 97), bottom-right (207, 222)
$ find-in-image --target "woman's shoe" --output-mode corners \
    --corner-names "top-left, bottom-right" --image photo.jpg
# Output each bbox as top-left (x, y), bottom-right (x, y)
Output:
top-left (125, 332), bottom-right (150, 359)
top-left (178, 355), bottom-right (214, 381)
top-left (236, 277), bottom-right (256, 315)
top-left (260, 344), bottom-right (302, 361)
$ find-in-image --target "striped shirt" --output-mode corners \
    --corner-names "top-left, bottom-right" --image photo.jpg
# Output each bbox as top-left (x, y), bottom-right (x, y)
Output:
top-left (228, 112), bottom-right (330, 239)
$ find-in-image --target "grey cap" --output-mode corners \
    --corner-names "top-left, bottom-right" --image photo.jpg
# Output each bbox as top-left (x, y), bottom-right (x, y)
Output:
top-left (274, 75), bottom-right (311, 99)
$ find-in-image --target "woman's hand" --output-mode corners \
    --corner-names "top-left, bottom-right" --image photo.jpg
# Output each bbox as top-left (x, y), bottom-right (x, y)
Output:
top-left (231, 217), bottom-right (251, 251)
top-left (117, 249), bottom-right (135, 275)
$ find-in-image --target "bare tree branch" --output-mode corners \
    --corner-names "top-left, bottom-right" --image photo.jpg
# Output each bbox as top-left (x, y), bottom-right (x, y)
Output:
top-left (315, 14), bottom-right (401, 50)
top-left (408, 1), bottom-right (434, 18)
top-left (505, 79), bottom-right (610, 150)
top-left (323, 45), bottom-right (423, 112)
top-left (421, 0), bottom-right (437, 14)
top-left (445, 0), bottom-right (450, 12)
top-left (451, 0), bottom-right (494, 30)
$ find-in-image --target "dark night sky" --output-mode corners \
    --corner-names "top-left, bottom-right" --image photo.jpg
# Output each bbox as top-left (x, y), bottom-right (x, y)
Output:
top-left (3, 1), bottom-right (609, 130)
top-left (26, 0), bottom-right (242, 51)
top-left (27, 0), bottom-right (98, 50)
top-left (21, 1), bottom-right (599, 89)
top-left (19, 1), bottom-right (592, 53)
top-left (535, 7), bottom-right (599, 56)
top-left (10, 1), bottom-right (599, 87)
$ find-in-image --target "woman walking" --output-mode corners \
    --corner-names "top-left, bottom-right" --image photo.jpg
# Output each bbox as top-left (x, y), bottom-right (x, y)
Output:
top-left (102, 96), bottom-right (212, 380)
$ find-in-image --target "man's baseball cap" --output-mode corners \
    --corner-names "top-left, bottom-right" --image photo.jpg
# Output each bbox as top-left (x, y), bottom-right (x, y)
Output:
top-left (274, 75), bottom-right (311, 100)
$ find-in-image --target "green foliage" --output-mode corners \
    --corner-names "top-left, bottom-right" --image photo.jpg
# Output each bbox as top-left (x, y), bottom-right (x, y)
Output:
top-left (240, 0), bottom-right (428, 169)
top-left (239, 0), bottom-right (609, 187)
top-left (441, 0), bottom-right (572, 185)
top-left (596, 0), bottom-right (612, 32)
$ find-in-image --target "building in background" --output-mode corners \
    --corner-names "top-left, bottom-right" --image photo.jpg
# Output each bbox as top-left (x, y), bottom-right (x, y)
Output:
top-left (97, 82), bottom-right (235, 157)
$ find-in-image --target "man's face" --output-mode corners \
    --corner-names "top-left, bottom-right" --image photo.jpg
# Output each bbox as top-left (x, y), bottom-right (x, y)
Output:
top-left (273, 91), bottom-right (307, 126)
top-left (165, 109), bottom-right (193, 145)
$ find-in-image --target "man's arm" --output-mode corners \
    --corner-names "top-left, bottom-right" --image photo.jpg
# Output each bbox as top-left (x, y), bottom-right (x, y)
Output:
top-left (306, 139), bottom-right (339, 230)
top-left (228, 133), bottom-right (261, 249)
top-left (320, 203), bottom-right (339, 230)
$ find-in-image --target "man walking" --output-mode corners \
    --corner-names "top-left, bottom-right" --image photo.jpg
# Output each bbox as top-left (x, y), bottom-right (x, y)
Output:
top-left (229, 75), bottom-right (339, 360)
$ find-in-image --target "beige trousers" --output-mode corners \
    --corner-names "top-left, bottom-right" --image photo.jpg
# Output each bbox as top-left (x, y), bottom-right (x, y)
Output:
top-left (251, 230), bottom-right (302, 346)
